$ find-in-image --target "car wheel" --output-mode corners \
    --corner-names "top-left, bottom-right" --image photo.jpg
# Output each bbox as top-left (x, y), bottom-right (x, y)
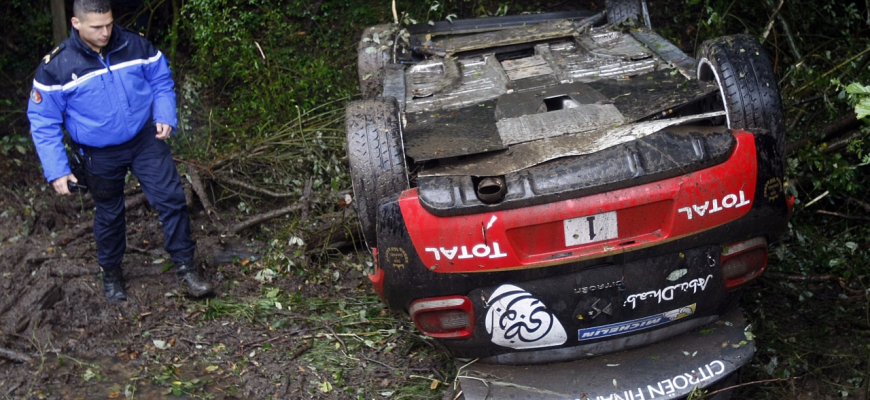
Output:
top-left (346, 97), bottom-right (409, 247)
top-left (358, 24), bottom-right (394, 99)
top-left (606, 0), bottom-right (650, 27)
top-left (697, 34), bottom-right (786, 160)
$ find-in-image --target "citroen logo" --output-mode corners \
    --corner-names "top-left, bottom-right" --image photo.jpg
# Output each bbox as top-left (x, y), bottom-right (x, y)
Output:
top-left (588, 298), bottom-right (613, 319)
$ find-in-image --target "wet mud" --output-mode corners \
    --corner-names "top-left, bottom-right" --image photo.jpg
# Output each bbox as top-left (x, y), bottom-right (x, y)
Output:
top-left (0, 182), bottom-right (447, 399)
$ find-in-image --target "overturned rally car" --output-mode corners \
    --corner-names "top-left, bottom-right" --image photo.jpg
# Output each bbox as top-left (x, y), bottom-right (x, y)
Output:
top-left (345, 2), bottom-right (791, 399)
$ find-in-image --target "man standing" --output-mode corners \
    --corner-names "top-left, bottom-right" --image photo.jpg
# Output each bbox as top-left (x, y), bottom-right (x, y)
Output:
top-left (27, 0), bottom-right (214, 302)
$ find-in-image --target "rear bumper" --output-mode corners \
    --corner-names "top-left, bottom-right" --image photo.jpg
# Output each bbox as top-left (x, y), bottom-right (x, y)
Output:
top-left (371, 129), bottom-right (786, 360)
top-left (456, 306), bottom-right (753, 400)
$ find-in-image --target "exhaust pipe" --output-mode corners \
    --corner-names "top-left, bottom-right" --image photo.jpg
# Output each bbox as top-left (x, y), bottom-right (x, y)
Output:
top-left (476, 176), bottom-right (507, 204)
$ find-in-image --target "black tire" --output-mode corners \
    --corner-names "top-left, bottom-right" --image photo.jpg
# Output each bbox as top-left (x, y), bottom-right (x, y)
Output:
top-left (346, 97), bottom-right (409, 247)
top-left (358, 24), bottom-right (394, 99)
top-left (606, 0), bottom-right (648, 27)
top-left (697, 34), bottom-right (786, 160)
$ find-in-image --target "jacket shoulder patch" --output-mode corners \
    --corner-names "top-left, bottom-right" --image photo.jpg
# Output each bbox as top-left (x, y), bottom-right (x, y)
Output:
top-left (43, 44), bottom-right (65, 64)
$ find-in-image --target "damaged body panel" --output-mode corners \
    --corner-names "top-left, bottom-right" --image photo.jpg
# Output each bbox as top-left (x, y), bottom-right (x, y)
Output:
top-left (346, 5), bottom-right (789, 400)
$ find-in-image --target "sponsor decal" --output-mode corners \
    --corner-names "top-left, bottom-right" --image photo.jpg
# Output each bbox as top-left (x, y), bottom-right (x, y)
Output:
top-left (574, 280), bottom-right (623, 294)
top-left (383, 247), bottom-right (408, 269)
top-left (585, 360), bottom-right (727, 400)
top-left (30, 89), bottom-right (42, 104)
top-left (677, 190), bottom-right (750, 220)
top-left (485, 284), bottom-right (567, 349)
top-left (578, 304), bottom-right (696, 341)
top-left (764, 177), bottom-right (783, 201)
top-left (424, 242), bottom-right (508, 261)
top-left (624, 275), bottom-right (712, 309)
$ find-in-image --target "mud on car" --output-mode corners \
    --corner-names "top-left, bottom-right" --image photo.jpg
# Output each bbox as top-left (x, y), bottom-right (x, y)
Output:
top-left (345, 1), bottom-right (791, 399)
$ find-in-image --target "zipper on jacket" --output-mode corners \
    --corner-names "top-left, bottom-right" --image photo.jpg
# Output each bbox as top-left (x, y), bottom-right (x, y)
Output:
top-left (106, 42), bottom-right (133, 111)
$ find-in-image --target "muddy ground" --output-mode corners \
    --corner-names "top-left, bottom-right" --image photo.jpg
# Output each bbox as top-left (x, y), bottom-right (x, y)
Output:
top-left (1, 161), bottom-right (867, 400)
top-left (0, 166), bottom-right (454, 399)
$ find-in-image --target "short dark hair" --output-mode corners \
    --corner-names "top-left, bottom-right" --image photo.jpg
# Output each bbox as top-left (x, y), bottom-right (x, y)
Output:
top-left (73, 0), bottom-right (112, 18)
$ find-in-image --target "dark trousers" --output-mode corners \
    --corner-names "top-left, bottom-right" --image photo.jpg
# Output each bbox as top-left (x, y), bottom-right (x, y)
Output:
top-left (84, 124), bottom-right (195, 270)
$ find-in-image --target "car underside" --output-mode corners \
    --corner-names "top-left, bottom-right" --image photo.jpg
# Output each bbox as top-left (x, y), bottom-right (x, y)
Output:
top-left (345, 2), bottom-right (791, 399)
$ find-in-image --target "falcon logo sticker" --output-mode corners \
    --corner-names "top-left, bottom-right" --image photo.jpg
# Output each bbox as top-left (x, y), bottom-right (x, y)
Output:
top-left (30, 89), bottom-right (42, 104)
top-left (485, 284), bottom-right (567, 349)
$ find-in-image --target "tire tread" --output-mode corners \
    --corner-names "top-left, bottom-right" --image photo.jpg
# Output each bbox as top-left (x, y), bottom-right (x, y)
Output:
top-left (346, 97), bottom-right (409, 246)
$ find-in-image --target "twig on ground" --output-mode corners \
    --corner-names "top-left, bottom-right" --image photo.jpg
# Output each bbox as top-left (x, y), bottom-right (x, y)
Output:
top-left (227, 192), bottom-right (315, 234)
top-left (817, 210), bottom-right (870, 221)
top-left (216, 175), bottom-right (298, 198)
top-left (323, 323), bottom-right (348, 355)
top-left (0, 347), bottom-right (32, 364)
top-left (289, 341), bottom-right (313, 361)
top-left (361, 356), bottom-right (398, 370)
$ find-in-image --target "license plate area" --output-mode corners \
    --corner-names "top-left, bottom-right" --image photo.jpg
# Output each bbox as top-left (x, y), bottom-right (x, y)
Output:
top-left (563, 211), bottom-right (618, 246)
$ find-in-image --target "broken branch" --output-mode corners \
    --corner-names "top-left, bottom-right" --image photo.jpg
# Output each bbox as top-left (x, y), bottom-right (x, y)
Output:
top-left (816, 210), bottom-right (870, 221)
top-left (187, 167), bottom-right (219, 222)
top-left (227, 193), bottom-right (314, 234)
top-left (216, 175), bottom-right (298, 198)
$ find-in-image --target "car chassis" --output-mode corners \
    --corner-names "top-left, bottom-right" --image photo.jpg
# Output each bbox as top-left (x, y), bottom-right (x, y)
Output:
top-left (345, 2), bottom-right (791, 399)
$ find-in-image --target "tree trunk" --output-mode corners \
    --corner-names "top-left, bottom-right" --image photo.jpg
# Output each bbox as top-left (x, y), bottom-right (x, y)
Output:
top-left (50, 0), bottom-right (68, 46)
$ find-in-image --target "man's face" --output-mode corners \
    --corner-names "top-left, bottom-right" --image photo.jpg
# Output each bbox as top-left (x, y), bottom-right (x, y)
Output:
top-left (71, 11), bottom-right (113, 52)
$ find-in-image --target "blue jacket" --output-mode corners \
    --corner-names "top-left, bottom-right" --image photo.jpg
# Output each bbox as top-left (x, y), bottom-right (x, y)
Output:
top-left (27, 25), bottom-right (177, 182)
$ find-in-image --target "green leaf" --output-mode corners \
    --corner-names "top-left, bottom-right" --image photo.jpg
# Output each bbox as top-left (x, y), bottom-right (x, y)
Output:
top-left (855, 98), bottom-right (870, 119)
top-left (845, 83), bottom-right (870, 95)
top-left (266, 287), bottom-right (280, 298)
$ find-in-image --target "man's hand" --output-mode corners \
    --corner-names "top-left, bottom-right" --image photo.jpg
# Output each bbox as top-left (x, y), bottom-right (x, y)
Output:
top-left (155, 122), bottom-right (173, 140)
top-left (51, 174), bottom-right (77, 196)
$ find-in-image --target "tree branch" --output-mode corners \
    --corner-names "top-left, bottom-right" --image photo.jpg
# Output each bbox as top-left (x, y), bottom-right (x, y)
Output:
top-left (216, 175), bottom-right (298, 198)
top-left (187, 167), bottom-right (219, 222)
top-left (227, 192), bottom-right (315, 234)
top-left (816, 210), bottom-right (870, 221)
top-left (786, 114), bottom-right (860, 155)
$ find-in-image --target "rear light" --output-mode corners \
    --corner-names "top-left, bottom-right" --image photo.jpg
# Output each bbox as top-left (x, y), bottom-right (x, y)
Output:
top-left (409, 296), bottom-right (475, 339)
top-left (721, 237), bottom-right (768, 289)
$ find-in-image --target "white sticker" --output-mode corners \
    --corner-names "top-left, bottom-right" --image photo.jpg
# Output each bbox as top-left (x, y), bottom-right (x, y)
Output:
top-left (485, 284), bottom-right (567, 349)
top-left (564, 211), bottom-right (618, 247)
top-left (623, 275), bottom-right (713, 309)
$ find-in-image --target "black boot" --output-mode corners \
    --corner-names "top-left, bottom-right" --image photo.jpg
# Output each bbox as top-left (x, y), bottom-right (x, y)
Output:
top-left (176, 263), bottom-right (215, 298)
top-left (102, 267), bottom-right (128, 303)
